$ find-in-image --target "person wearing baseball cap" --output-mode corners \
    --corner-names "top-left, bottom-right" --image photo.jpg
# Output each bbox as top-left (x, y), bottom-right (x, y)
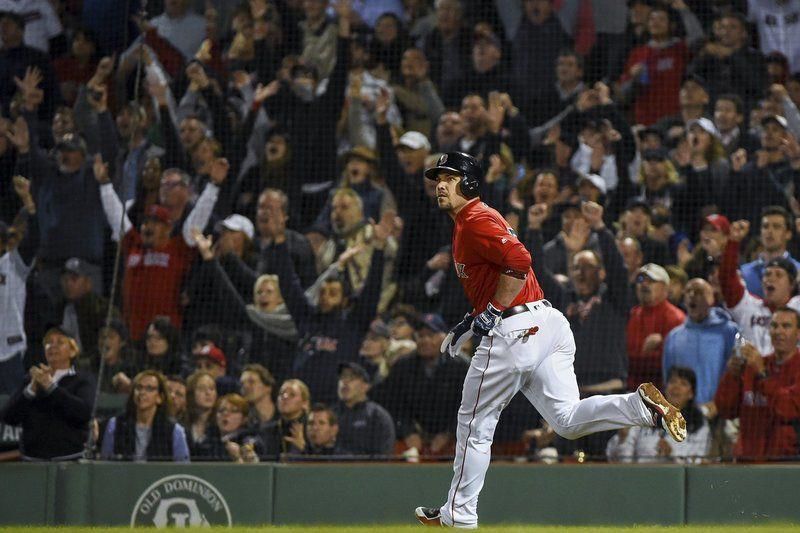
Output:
top-left (1, 325), bottom-right (95, 461)
top-left (358, 320), bottom-right (392, 380)
top-left (576, 173), bottom-right (607, 203)
top-left (627, 263), bottom-right (687, 390)
top-left (333, 361), bottom-right (395, 457)
top-left (194, 343), bottom-right (239, 395)
top-left (215, 213), bottom-right (257, 264)
top-left (740, 206), bottom-right (800, 298)
top-left (95, 152), bottom-right (220, 339)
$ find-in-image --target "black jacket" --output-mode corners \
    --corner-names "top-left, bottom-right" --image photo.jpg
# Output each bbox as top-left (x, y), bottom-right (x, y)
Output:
top-left (1, 371), bottom-right (94, 460)
top-left (332, 400), bottom-right (396, 457)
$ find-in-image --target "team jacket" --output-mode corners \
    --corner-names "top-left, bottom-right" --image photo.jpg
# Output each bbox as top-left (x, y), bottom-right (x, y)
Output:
top-left (452, 199), bottom-right (543, 313)
top-left (719, 240), bottom-right (800, 355)
top-left (715, 350), bottom-right (800, 459)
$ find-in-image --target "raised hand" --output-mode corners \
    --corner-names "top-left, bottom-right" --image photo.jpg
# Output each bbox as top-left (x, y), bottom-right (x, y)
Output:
top-left (337, 244), bottom-right (365, 268)
top-left (729, 219), bottom-right (750, 243)
top-left (527, 203), bottom-right (549, 230)
top-left (6, 116), bottom-right (30, 153)
top-left (209, 158), bottom-right (230, 185)
top-left (254, 81), bottom-right (280, 104)
top-left (147, 77), bottom-right (169, 106)
top-left (563, 216), bottom-right (591, 252)
top-left (191, 228), bottom-right (214, 260)
top-left (374, 86), bottom-right (390, 123)
top-left (581, 201), bottom-right (605, 230)
top-left (371, 210), bottom-right (396, 249)
top-left (12, 175), bottom-right (30, 198)
top-left (93, 154), bottom-right (110, 184)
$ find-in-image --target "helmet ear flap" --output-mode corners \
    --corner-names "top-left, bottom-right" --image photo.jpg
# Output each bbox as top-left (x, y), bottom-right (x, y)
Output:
top-left (459, 174), bottom-right (480, 198)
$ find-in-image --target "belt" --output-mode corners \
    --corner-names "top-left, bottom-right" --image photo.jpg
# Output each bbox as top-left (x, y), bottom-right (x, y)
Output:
top-left (501, 300), bottom-right (551, 319)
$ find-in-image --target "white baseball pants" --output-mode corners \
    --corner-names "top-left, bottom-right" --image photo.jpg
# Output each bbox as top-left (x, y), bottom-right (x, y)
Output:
top-left (439, 302), bottom-right (653, 528)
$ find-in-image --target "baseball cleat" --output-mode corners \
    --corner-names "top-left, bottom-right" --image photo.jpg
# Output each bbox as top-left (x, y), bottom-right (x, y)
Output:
top-left (637, 382), bottom-right (687, 442)
top-left (415, 506), bottom-right (442, 526)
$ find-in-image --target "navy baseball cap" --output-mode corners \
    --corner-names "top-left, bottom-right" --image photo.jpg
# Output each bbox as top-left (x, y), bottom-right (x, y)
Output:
top-left (338, 362), bottom-right (370, 382)
top-left (765, 257), bottom-right (797, 282)
top-left (415, 313), bottom-right (447, 333)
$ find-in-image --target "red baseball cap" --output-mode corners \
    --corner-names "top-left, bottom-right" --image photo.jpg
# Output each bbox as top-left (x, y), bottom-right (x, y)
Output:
top-left (195, 343), bottom-right (226, 368)
top-left (144, 205), bottom-right (172, 225)
top-left (702, 214), bottom-right (730, 235)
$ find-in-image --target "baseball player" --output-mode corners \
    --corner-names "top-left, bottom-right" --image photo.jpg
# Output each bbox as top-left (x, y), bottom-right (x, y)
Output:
top-left (414, 152), bottom-right (687, 528)
top-left (719, 218), bottom-right (800, 355)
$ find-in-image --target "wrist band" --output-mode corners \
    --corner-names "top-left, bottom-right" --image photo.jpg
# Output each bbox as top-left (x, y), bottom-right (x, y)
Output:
top-left (488, 300), bottom-right (506, 313)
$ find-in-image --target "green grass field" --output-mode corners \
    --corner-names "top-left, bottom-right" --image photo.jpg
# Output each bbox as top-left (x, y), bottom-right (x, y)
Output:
top-left (3, 526), bottom-right (800, 532)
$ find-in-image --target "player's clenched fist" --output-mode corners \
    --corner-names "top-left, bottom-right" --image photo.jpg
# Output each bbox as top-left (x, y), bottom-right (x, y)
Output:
top-left (441, 313), bottom-right (474, 357)
top-left (472, 302), bottom-right (503, 337)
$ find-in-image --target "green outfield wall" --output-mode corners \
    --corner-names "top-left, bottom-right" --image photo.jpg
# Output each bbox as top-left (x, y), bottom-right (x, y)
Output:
top-left (0, 463), bottom-right (799, 526)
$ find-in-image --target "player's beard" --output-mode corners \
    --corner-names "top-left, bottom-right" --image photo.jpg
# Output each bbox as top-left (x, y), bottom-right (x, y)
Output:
top-left (437, 195), bottom-right (452, 211)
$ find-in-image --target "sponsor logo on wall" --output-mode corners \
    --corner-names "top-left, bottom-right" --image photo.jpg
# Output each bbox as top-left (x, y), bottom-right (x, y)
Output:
top-left (130, 474), bottom-right (232, 527)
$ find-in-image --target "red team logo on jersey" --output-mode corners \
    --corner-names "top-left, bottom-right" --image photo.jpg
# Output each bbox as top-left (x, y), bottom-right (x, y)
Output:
top-left (455, 262), bottom-right (468, 279)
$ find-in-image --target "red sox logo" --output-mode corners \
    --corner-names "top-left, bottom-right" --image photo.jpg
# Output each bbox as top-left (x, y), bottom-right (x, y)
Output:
top-left (455, 262), bottom-right (468, 279)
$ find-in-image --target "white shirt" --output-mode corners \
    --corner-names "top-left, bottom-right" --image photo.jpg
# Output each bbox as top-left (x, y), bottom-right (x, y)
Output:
top-left (728, 289), bottom-right (800, 355)
top-left (0, 249), bottom-right (32, 362)
top-left (0, 0), bottom-right (62, 53)
top-left (570, 142), bottom-right (619, 191)
top-left (149, 11), bottom-right (206, 60)
top-left (748, 0), bottom-right (800, 72)
top-left (606, 423), bottom-right (711, 463)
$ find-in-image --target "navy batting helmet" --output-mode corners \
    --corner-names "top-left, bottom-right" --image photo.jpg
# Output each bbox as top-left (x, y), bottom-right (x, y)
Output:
top-left (424, 152), bottom-right (483, 198)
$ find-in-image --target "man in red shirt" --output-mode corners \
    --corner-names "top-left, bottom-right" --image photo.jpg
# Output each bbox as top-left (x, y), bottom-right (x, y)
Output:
top-left (715, 307), bottom-right (800, 460)
top-left (627, 263), bottom-right (686, 390)
top-left (94, 155), bottom-right (225, 339)
top-left (415, 152), bottom-right (686, 528)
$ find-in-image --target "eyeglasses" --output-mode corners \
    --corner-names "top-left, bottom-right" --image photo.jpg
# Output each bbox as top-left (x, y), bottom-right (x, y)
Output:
top-left (635, 274), bottom-right (654, 284)
top-left (135, 384), bottom-right (159, 393)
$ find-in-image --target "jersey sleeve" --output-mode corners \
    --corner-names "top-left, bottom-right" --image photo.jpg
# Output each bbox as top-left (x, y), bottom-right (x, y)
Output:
top-left (464, 213), bottom-right (531, 279)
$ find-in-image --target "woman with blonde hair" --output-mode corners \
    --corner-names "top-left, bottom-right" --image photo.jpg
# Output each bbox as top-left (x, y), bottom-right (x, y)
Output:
top-left (100, 370), bottom-right (189, 462)
top-left (263, 379), bottom-right (312, 458)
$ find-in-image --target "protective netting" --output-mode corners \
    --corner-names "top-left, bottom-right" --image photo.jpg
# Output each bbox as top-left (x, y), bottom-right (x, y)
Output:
top-left (2, 0), bottom-right (800, 464)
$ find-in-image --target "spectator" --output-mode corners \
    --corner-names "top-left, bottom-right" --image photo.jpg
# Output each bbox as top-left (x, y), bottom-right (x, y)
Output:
top-left (0, 175), bottom-right (37, 394)
top-left (607, 366), bottom-right (710, 462)
top-left (372, 313), bottom-right (468, 456)
top-left (620, 196), bottom-right (676, 268)
top-left (210, 393), bottom-right (265, 463)
top-left (748, 0), bottom-right (800, 73)
top-left (392, 47), bottom-right (445, 139)
top-left (357, 319), bottom-right (393, 383)
top-left (183, 370), bottom-right (218, 458)
top-left (97, 319), bottom-right (139, 393)
top-left (370, 13), bottom-right (409, 81)
top-left (542, 200), bottom-right (600, 277)
top-left (527, 202), bottom-right (630, 457)
top-left (270, 216), bottom-right (387, 403)
top-left (690, 12), bottom-right (766, 113)
top-left (511, 0), bottom-right (572, 116)
top-left (58, 257), bottom-right (117, 372)
top-left (0, 0), bottom-right (63, 54)
top-left (304, 403), bottom-right (347, 456)
top-left (137, 317), bottom-right (183, 377)
top-left (255, 188), bottom-right (316, 288)
top-left (0, 12), bottom-right (61, 121)
top-left (166, 375), bottom-right (187, 420)
top-left (263, 378), bottom-right (311, 458)
top-left (192, 343), bottom-right (238, 395)
top-left (299, 0), bottom-right (339, 81)
top-left (146, 0), bottom-right (206, 61)
top-left (1, 326), bottom-right (94, 460)
top-left (458, 30), bottom-right (511, 104)
top-left (713, 93), bottom-right (760, 157)
top-left (100, 370), bottom-right (190, 462)
top-left (333, 362), bottom-right (395, 457)
top-left (627, 263), bottom-right (687, 390)
top-left (718, 219), bottom-right (800, 355)
top-left (435, 110), bottom-right (465, 152)
top-left (715, 307), bottom-right (800, 460)
top-left (619, 4), bottom-right (703, 125)
top-left (722, 115), bottom-right (797, 226)
top-left (94, 156), bottom-right (222, 340)
top-left (662, 278), bottom-right (738, 406)
top-left (240, 364), bottom-right (277, 430)
top-left (523, 48), bottom-right (585, 129)
top-left (52, 28), bottom-right (100, 107)
top-left (740, 206), bottom-right (800, 298)
top-left (423, 0), bottom-right (472, 108)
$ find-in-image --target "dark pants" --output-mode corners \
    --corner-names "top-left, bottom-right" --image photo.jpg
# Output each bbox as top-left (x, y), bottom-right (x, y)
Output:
top-left (0, 351), bottom-right (25, 395)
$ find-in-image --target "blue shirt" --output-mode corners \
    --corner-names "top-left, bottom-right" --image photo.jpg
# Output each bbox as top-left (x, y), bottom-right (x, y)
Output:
top-left (740, 252), bottom-right (800, 298)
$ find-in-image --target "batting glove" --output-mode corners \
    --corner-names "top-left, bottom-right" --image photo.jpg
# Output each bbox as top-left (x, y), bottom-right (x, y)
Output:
top-left (441, 313), bottom-right (474, 357)
top-left (472, 303), bottom-right (502, 337)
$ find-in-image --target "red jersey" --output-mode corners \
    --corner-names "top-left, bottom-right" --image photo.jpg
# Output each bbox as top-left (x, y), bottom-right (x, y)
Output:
top-left (620, 40), bottom-right (689, 126)
top-left (452, 199), bottom-right (543, 314)
top-left (122, 230), bottom-right (195, 340)
top-left (715, 351), bottom-right (800, 460)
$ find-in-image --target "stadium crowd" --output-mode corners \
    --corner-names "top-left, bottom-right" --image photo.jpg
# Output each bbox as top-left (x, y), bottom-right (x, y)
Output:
top-left (2, 0), bottom-right (800, 464)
